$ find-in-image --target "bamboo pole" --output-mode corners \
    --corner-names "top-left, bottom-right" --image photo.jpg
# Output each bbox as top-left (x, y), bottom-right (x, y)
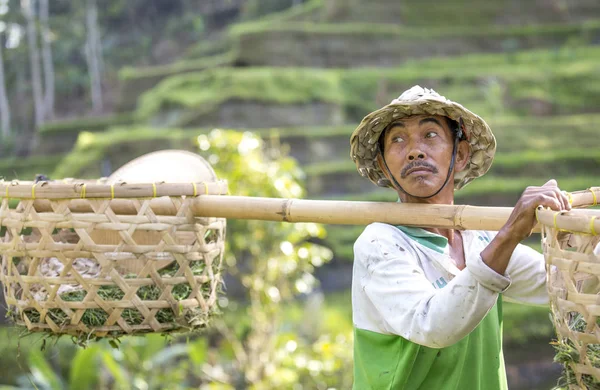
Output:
top-left (3, 183), bottom-right (598, 232)
top-left (190, 195), bottom-right (597, 233)
top-left (192, 196), bottom-right (515, 230)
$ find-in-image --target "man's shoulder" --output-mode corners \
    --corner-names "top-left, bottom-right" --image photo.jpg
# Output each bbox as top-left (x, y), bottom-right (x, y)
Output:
top-left (356, 222), bottom-right (401, 240)
top-left (354, 223), bottom-right (415, 250)
top-left (353, 223), bottom-right (420, 270)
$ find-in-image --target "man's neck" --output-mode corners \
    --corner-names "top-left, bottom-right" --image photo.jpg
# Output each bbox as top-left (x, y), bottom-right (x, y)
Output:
top-left (428, 227), bottom-right (459, 245)
top-left (398, 189), bottom-right (457, 243)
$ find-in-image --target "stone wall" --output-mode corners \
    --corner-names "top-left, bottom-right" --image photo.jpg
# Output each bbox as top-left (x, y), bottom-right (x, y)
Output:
top-left (277, 133), bottom-right (349, 165)
top-left (327, 0), bottom-right (600, 26)
top-left (36, 132), bottom-right (82, 156)
top-left (236, 26), bottom-right (600, 67)
top-left (183, 100), bottom-right (346, 128)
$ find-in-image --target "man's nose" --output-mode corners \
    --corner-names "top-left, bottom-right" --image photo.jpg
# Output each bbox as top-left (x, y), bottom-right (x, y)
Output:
top-left (408, 149), bottom-right (426, 160)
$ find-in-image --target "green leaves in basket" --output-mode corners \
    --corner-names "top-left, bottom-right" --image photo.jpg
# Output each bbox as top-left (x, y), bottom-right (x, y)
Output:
top-left (24, 257), bottom-right (215, 332)
top-left (552, 314), bottom-right (600, 389)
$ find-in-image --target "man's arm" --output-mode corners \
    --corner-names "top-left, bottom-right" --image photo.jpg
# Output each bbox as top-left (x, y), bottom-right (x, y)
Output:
top-left (485, 234), bottom-right (548, 306)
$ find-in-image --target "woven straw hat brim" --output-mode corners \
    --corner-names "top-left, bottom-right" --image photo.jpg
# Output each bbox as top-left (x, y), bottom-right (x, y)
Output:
top-left (350, 97), bottom-right (496, 190)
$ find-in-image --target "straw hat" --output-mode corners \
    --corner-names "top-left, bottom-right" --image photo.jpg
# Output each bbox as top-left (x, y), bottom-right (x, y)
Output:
top-left (107, 149), bottom-right (217, 184)
top-left (350, 85), bottom-right (496, 190)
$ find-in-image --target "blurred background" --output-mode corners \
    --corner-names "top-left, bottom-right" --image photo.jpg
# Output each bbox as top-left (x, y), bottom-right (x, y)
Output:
top-left (1, 0), bottom-right (599, 388)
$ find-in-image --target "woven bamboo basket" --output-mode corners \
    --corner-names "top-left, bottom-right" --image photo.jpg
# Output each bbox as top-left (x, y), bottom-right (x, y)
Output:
top-left (0, 151), bottom-right (228, 340)
top-left (538, 204), bottom-right (600, 389)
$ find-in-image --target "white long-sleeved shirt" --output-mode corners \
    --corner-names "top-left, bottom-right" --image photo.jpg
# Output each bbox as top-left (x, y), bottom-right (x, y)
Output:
top-left (352, 222), bottom-right (547, 349)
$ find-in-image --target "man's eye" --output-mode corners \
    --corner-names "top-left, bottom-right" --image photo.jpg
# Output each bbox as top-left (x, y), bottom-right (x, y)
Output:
top-left (425, 131), bottom-right (438, 138)
top-left (391, 136), bottom-right (404, 143)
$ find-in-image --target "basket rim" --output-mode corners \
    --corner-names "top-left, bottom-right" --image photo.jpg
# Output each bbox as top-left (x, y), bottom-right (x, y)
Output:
top-left (0, 179), bottom-right (229, 200)
top-left (537, 207), bottom-right (600, 235)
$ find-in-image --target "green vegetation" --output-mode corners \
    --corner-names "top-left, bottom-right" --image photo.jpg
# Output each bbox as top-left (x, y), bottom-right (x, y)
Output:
top-left (1, 289), bottom-right (351, 388)
top-left (136, 67), bottom-right (346, 125)
top-left (397, 0), bottom-right (546, 27)
top-left (39, 114), bottom-right (136, 135)
top-left (261, 112), bottom-right (600, 144)
top-left (183, 35), bottom-right (234, 60)
top-left (304, 160), bottom-right (355, 176)
top-left (124, 0), bottom-right (325, 86)
top-left (458, 176), bottom-right (600, 198)
top-left (52, 127), bottom-right (199, 178)
top-left (230, 19), bottom-right (600, 38)
top-left (134, 45), bottom-right (600, 126)
top-left (118, 52), bottom-right (235, 81)
top-left (129, 2), bottom-right (600, 93)
top-left (274, 0), bottom-right (600, 28)
top-left (553, 315), bottom-right (600, 389)
top-left (240, 0), bottom-right (323, 23)
top-left (503, 301), bottom-right (554, 345)
top-left (0, 154), bottom-right (64, 180)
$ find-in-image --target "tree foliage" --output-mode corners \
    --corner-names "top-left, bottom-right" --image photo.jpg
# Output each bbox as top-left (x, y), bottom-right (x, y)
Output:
top-left (1, 130), bottom-right (353, 389)
top-left (0, 0), bottom-right (208, 140)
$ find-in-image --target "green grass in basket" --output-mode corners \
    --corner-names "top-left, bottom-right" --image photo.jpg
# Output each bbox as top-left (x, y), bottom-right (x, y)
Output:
top-left (553, 314), bottom-right (600, 389)
top-left (21, 259), bottom-right (215, 329)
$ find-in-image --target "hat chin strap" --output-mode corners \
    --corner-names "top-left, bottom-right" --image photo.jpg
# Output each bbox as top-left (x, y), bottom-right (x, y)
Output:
top-left (379, 134), bottom-right (460, 200)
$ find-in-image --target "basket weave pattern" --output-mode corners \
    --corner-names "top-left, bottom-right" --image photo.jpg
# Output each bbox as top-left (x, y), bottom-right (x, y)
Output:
top-left (541, 209), bottom-right (600, 388)
top-left (0, 181), bottom-right (227, 337)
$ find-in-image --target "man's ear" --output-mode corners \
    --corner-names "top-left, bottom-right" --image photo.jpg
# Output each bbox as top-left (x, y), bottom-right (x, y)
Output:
top-left (376, 154), bottom-right (392, 181)
top-left (454, 140), bottom-right (471, 172)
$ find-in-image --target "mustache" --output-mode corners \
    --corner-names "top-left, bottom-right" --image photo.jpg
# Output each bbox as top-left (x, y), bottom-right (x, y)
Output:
top-left (400, 161), bottom-right (438, 178)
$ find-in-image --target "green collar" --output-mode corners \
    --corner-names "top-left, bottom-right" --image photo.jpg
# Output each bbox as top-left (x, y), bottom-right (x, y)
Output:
top-left (394, 225), bottom-right (448, 254)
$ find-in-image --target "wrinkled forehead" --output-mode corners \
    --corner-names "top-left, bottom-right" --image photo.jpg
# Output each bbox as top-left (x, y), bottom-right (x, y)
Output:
top-left (385, 114), bottom-right (451, 133)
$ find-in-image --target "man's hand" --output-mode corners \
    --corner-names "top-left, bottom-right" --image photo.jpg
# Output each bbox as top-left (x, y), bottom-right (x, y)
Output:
top-left (500, 179), bottom-right (571, 243)
top-left (481, 179), bottom-right (570, 275)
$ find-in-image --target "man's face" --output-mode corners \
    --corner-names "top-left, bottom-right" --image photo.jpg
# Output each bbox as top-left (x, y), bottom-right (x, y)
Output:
top-left (378, 114), bottom-right (466, 199)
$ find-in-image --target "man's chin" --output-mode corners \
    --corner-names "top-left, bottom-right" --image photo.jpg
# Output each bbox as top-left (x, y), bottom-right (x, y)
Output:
top-left (398, 179), bottom-right (444, 198)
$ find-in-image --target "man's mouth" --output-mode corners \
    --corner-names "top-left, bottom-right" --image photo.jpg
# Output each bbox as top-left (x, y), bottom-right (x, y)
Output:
top-left (406, 167), bottom-right (432, 176)
top-left (401, 163), bottom-right (438, 178)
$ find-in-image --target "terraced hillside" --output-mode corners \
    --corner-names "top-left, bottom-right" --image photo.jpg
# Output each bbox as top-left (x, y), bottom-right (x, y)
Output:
top-left (113, 0), bottom-right (600, 106)
top-left (32, 0), bottom-right (599, 264)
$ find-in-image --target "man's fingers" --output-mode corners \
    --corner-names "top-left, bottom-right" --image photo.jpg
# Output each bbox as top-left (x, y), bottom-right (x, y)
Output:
top-left (562, 191), bottom-right (572, 210)
top-left (550, 187), bottom-right (568, 211)
top-left (538, 194), bottom-right (562, 212)
top-left (523, 180), bottom-right (571, 211)
top-left (549, 186), bottom-right (571, 211)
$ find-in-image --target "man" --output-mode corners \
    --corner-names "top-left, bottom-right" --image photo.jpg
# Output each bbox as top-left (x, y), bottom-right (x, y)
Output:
top-left (349, 86), bottom-right (570, 390)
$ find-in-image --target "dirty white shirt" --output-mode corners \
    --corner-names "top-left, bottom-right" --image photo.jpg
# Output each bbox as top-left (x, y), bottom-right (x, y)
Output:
top-left (352, 222), bottom-right (548, 349)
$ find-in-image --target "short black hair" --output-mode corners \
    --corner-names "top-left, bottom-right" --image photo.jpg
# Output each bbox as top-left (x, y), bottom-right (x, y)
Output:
top-left (378, 117), bottom-right (460, 153)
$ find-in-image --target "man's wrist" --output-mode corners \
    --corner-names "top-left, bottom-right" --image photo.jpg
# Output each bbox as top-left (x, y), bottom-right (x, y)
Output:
top-left (480, 229), bottom-right (520, 276)
top-left (494, 228), bottom-right (522, 248)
